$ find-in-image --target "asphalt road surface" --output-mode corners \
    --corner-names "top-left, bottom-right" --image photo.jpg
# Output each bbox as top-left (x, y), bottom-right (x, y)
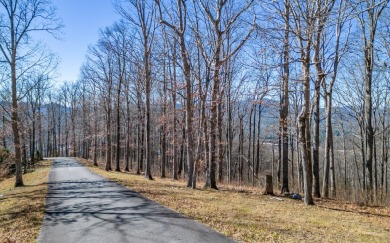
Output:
top-left (38, 157), bottom-right (234, 243)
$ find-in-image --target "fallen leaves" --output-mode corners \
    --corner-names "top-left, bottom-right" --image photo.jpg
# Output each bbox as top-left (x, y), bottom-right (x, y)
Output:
top-left (79, 158), bottom-right (390, 243)
top-left (0, 160), bottom-right (51, 243)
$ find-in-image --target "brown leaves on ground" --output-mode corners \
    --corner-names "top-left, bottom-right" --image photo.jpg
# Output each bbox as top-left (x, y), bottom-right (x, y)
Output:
top-left (0, 148), bottom-right (15, 181)
top-left (0, 160), bottom-right (51, 243)
top-left (80, 158), bottom-right (390, 243)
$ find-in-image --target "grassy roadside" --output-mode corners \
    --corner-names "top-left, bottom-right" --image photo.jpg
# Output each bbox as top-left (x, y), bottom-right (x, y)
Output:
top-left (79, 158), bottom-right (390, 242)
top-left (0, 160), bottom-right (52, 243)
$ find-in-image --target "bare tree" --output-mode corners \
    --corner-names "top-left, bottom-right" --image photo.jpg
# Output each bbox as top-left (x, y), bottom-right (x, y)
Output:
top-left (356, 0), bottom-right (389, 202)
top-left (85, 35), bottom-right (116, 171)
top-left (290, 0), bottom-right (316, 205)
top-left (116, 0), bottom-right (156, 180)
top-left (311, 0), bottom-right (336, 198)
top-left (0, 0), bottom-right (62, 186)
top-left (196, 0), bottom-right (255, 189)
top-left (280, 0), bottom-right (291, 194)
top-left (319, 0), bottom-right (350, 198)
top-left (156, 0), bottom-right (197, 187)
top-left (0, 0), bottom-right (61, 186)
top-left (103, 23), bottom-right (130, 172)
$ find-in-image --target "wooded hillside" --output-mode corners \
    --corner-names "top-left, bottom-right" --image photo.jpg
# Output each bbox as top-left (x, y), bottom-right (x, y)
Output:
top-left (1, 0), bottom-right (390, 206)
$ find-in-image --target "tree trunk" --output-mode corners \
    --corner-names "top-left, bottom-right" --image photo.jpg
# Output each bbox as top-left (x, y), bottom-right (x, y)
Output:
top-left (252, 104), bottom-right (256, 186)
top-left (299, 53), bottom-right (314, 206)
top-left (115, 78), bottom-right (122, 172)
top-left (238, 117), bottom-right (244, 184)
top-left (322, 94), bottom-right (331, 198)
top-left (255, 107), bottom-right (262, 176)
top-left (144, 47), bottom-right (153, 180)
top-left (227, 78), bottom-right (233, 183)
top-left (31, 114), bottom-right (36, 165)
top-left (21, 135), bottom-right (27, 172)
top-left (178, 120), bottom-right (185, 176)
top-left (264, 175), bottom-right (274, 195)
top-left (217, 101), bottom-right (224, 183)
top-left (205, 58), bottom-right (220, 189)
top-left (105, 93), bottom-right (112, 171)
top-left (280, 0), bottom-right (290, 194)
top-left (180, 36), bottom-right (194, 188)
top-left (93, 103), bottom-right (98, 166)
top-left (330, 124), bottom-right (336, 198)
top-left (247, 105), bottom-right (254, 183)
top-left (11, 44), bottom-right (23, 187)
top-left (172, 53), bottom-right (178, 180)
top-left (161, 127), bottom-right (166, 178)
top-left (136, 92), bottom-right (142, 175)
top-left (125, 89), bottom-right (131, 171)
top-left (312, 84), bottom-right (321, 198)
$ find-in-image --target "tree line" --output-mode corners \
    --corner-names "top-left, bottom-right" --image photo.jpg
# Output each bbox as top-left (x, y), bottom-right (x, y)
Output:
top-left (1, 0), bottom-right (390, 206)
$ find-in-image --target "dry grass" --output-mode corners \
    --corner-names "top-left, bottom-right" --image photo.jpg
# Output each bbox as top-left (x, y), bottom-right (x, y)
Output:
top-left (0, 160), bottom-right (52, 243)
top-left (79, 158), bottom-right (390, 243)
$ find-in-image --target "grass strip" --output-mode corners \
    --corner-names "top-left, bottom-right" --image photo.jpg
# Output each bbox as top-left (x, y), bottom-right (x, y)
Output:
top-left (0, 160), bottom-right (52, 243)
top-left (79, 158), bottom-right (390, 242)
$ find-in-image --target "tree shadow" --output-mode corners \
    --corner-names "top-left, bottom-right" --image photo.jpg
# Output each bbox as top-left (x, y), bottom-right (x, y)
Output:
top-left (0, 183), bottom-right (47, 237)
top-left (317, 205), bottom-right (390, 218)
top-left (38, 158), bottom-right (234, 243)
top-left (1, 185), bottom-right (47, 199)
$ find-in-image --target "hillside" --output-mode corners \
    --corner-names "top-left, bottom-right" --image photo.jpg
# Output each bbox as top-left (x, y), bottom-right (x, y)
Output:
top-left (79, 158), bottom-right (390, 242)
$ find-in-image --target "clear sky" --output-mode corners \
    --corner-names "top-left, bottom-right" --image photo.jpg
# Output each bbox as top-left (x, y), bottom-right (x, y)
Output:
top-left (44, 0), bottom-right (119, 84)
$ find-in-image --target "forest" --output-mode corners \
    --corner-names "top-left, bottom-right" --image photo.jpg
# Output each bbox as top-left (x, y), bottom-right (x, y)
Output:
top-left (1, 0), bottom-right (390, 207)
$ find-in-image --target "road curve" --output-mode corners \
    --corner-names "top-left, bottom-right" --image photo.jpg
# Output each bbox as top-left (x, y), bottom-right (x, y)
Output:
top-left (38, 157), bottom-right (234, 243)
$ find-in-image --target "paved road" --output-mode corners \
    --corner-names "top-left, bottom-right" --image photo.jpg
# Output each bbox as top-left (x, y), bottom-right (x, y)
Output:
top-left (38, 158), bottom-right (234, 243)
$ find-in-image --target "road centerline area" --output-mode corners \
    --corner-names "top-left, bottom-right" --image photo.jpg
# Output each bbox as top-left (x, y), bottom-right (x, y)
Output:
top-left (38, 158), bottom-right (234, 243)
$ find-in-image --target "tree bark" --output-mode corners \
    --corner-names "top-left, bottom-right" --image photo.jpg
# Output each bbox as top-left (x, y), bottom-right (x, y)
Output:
top-left (264, 175), bottom-right (274, 195)
top-left (105, 86), bottom-right (112, 171)
top-left (144, 46), bottom-right (153, 180)
top-left (280, 0), bottom-right (290, 194)
top-left (299, 52), bottom-right (314, 206)
top-left (115, 69), bottom-right (122, 172)
top-left (11, 16), bottom-right (23, 186)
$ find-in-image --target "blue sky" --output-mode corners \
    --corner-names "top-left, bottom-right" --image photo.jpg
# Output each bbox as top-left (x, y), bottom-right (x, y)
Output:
top-left (44, 0), bottom-right (119, 84)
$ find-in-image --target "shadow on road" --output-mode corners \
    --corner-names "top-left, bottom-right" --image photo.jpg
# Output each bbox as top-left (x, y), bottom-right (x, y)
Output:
top-left (39, 158), bottom-right (232, 243)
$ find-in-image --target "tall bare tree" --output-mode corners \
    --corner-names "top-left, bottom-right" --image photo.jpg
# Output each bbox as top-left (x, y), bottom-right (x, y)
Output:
top-left (116, 0), bottom-right (157, 180)
top-left (280, 0), bottom-right (291, 194)
top-left (356, 0), bottom-right (389, 202)
top-left (196, 0), bottom-right (255, 189)
top-left (0, 0), bottom-right (62, 186)
top-left (311, 0), bottom-right (336, 198)
top-left (156, 0), bottom-right (197, 187)
top-left (290, 0), bottom-right (316, 205)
